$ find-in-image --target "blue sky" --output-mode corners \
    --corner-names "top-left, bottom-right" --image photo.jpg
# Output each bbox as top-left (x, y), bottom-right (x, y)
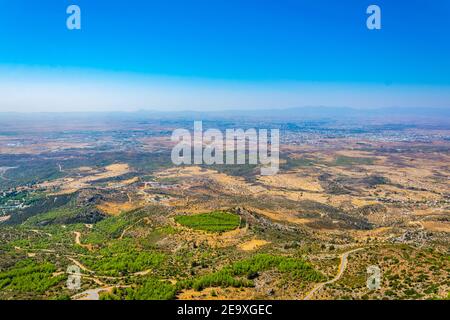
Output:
top-left (0, 0), bottom-right (449, 112)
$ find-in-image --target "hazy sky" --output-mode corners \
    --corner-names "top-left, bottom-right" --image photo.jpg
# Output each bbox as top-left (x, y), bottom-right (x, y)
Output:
top-left (0, 0), bottom-right (449, 112)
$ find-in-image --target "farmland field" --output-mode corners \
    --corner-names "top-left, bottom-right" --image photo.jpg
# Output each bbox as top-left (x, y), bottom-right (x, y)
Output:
top-left (175, 212), bottom-right (241, 232)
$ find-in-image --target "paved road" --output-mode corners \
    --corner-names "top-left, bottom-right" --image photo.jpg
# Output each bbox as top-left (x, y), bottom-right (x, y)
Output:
top-left (303, 247), bottom-right (364, 300)
top-left (71, 287), bottom-right (114, 300)
top-left (71, 285), bottom-right (132, 300)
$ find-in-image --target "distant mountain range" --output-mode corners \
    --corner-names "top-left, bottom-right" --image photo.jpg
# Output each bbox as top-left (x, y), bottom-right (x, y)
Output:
top-left (1, 107), bottom-right (449, 124)
top-left (133, 107), bottom-right (450, 121)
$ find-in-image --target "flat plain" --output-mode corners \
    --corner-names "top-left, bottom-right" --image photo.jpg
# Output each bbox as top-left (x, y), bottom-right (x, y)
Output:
top-left (0, 113), bottom-right (448, 300)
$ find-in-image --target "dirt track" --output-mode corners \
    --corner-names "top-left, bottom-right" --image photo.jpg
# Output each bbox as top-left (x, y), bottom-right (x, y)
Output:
top-left (303, 247), bottom-right (364, 300)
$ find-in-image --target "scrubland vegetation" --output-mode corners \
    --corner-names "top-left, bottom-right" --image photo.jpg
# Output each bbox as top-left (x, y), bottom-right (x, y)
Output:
top-left (1, 119), bottom-right (449, 300)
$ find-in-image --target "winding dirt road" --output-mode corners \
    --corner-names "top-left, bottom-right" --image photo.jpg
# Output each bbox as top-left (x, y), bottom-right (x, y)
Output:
top-left (303, 247), bottom-right (364, 300)
top-left (73, 231), bottom-right (82, 245)
top-left (73, 231), bottom-right (94, 251)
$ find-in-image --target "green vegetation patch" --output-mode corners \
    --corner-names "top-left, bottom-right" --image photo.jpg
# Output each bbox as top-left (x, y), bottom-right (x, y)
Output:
top-left (282, 156), bottom-right (316, 170)
top-left (0, 259), bottom-right (65, 294)
top-left (102, 278), bottom-right (177, 300)
top-left (229, 254), bottom-right (325, 282)
top-left (81, 240), bottom-right (165, 276)
top-left (333, 156), bottom-right (375, 166)
top-left (205, 163), bottom-right (258, 180)
top-left (183, 270), bottom-right (252, 292)
top-left (24, 204), bottom-right (82, 226)
top-left (180, 254), bottom-right (325, 292)
top-left (175, 211), bottom-right (240, 233)
top-left (103, 255), bottom-right (318, 300)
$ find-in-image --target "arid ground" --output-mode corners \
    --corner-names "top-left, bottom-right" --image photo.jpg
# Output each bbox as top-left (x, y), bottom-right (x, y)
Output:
top-left (0, 115), bottom-right (448, 300)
